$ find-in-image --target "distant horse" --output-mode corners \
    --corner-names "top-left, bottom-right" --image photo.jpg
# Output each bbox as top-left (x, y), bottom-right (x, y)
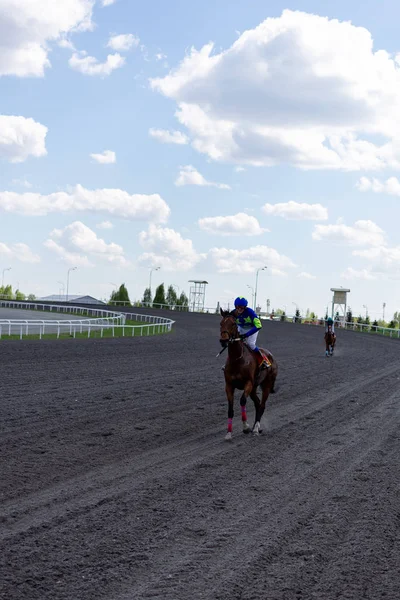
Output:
top-left (219, 309), bottom-right (278, 440)
top-left (324, 328), bottom-right (336, 356)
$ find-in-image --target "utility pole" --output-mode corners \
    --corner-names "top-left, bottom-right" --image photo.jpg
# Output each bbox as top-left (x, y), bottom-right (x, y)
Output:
top-left (254, 266), bottom-right (267, 311)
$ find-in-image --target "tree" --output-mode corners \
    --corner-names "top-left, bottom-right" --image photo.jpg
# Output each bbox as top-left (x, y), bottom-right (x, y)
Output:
top-left (177, 291), bottom-right (189, 311)
top-left (166, 285), bottom-right (178, 308)
top-left (109, 283), bottom-right (131, 306)
top-left (310, 311), bottom-right (317, 321)
top-left (142, 287), bottom-right (152, 305)
top-left (295, 308), bottom-right (301, 323)
top-left (27, 294), bottom-right (36, 301)
top-left (0, 284), bottom-right (12, 299)
top-left (388, 320), bottom-right (396, 329)
top-left (346, 308), bottom-right (353, 323)
top-left (357, 314), bottom-right (363, 324)
top-left (280, 310), bottom-right (286, 322)
top-left (306, 308), bottom-right (310, 319)
top-left (153, 283), bottom-right (166, 308)
top-left (372, 319), bottom-right (378, 332)
top-left (15, 290), bottom-right (26, 301)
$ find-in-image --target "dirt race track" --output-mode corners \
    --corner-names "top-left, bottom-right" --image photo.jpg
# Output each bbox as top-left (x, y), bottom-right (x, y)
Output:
top-left (1, 311), bottom-right (399, 600)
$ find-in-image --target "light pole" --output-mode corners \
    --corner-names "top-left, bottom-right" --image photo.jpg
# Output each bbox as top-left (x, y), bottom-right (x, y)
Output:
top-left (57, 280), bottom-right (65, 298)
top-left (383, 302), bottom-right (386, 322)
top-left (149, 266), bottom-right (160, 291)
top-left (254, 266), bottom-right (267, 311)
top-left (363, 304), bottom-right (368, 319)
top-left (2, 267), bottom-right (11, 288)
top-left (66, 267), bottom-right (77, 301)
top-left (247, 284), bottom-right (254, 307)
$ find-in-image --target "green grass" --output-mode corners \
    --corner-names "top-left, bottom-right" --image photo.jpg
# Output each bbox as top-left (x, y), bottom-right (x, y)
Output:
top-left (0, 320), bottom-right (171, 341)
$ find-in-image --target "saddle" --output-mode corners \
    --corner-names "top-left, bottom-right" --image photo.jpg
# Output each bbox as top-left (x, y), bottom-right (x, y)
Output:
top-left (257, 349), bottom-right (271, 369)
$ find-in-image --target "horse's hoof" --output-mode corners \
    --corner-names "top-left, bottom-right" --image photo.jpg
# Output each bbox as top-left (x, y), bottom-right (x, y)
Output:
top-left (243, 428), bottom-right (250, 435)
top-left (225, 432), bottom-right (232, 441)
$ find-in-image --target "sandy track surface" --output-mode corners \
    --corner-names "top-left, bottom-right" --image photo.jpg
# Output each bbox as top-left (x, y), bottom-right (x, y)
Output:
top-left (1, 313), bottom-right (399, 599)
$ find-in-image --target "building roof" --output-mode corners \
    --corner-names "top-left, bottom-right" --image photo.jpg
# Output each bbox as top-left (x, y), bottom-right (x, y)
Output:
top-left (38, 294), bottom-right (106, 304)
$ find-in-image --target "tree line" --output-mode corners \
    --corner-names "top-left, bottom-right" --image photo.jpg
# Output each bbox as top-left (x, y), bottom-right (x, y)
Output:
top-left (0, 285), bottom-right (36, 301)
top-left (109, 283), bottom-right (189, 309)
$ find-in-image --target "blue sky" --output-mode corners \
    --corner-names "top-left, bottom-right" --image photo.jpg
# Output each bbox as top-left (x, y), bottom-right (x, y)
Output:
top-left (1, 0), bottom-right (400, 320)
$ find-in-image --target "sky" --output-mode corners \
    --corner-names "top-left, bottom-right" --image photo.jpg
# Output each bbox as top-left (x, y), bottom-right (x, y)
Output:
top-left (1, 0), bottom-right (400, 320)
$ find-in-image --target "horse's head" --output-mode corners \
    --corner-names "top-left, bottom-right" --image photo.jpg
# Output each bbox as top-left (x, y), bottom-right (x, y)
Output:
top-left (219, 308), bottom-right (239, 347)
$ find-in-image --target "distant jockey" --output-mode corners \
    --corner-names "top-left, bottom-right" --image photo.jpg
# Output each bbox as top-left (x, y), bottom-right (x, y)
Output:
top-left (325, 316), bottom-right (335, 335)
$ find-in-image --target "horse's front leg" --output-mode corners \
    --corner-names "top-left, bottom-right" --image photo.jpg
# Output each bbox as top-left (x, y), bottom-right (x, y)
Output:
top-left (240, 392), bottom-right (251, 434)
top-left (225, 383), bottom-right (235, 441)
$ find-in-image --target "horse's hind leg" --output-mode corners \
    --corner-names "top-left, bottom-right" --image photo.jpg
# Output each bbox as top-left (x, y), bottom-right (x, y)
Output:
top-left (252, 383), bottom-right (272, 435)
top-left (240, 393), bottom-right (251, 434)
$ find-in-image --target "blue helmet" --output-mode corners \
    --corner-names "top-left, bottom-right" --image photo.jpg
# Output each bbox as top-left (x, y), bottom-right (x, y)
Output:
top-left (234, 297), bottom-right (248, 308)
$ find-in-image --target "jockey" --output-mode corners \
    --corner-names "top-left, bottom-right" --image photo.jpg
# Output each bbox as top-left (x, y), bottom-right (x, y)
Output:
top-left (325, 316), bottom-right (335, 334)
top-left (231, 297), bottom-right (270, 369)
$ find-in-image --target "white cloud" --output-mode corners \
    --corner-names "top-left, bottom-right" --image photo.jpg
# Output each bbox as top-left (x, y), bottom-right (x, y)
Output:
top-left (102, 0), bottom-right (116, 5)
top-left (96, 221), bottom-right (113, 229)
top-left (151, 10), bottom-right (400, 171)
top-left (312, 220), bottom-right (385, 247)
top-left (90, 150), bottom-right (116, 164)
top-left (0, 115), bottom-right (47, 162)
top-left (341, 267), bottom-right (376, 280)
top-left (262, 201), bottom-right (328, 221)
top-left (198, 213), bottom-right (267, 236)
top-left (58, 38), bottom-right (76, 50)
top-left (11, 178), bottom-right (33, 189)
top-left (149, 128), bottom-right (189, 145)
top-left (175, 165), bottom-right (230, 189)
top-left (107, 33), bottom-right (139, 52)
top-left (138, 224), bottom-right (205, 271)
top-left (0, 184), bottom-right (170, 222)
top-left (0, 241), bottom-right (40, 263)
top-left (208, 245), bottom-right (296, 274)
top-left (69, 52), bottom-right (125, 76)
top-left (297, 271), bottom-right (317, 279)
top-left (155, 52), bottom-right (167, 61)
top-left (44, 239), bottom-right (92, 267)
top-left (352, 246), bottom-right (400, 279)
top-left (45, 221), bottom-right (129, 267)
top-left (356, 176), bottom-right (400, 196)
top-left (0, 0), bottom-right (94, 77)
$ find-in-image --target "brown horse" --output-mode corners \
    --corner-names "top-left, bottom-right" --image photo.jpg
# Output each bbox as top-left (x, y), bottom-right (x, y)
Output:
top-left (324, 328), bottom-right (336, 356)
top-left (219, 309), bottom-right (278, 440)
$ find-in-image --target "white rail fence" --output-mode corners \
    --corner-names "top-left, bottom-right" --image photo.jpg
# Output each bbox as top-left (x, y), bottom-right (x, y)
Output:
top-left (0, 301), bottom-right (174, 340)
top-left (287, 317), bottom-right (400, 339)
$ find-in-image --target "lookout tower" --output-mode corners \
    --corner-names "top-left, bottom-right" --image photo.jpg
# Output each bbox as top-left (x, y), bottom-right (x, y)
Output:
top-left (330, 287), bottom-right (350, 320)
top-left (188, 280), bottom-right (208, 312)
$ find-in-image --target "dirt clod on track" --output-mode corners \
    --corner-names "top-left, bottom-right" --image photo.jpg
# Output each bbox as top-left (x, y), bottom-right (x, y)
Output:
top-left (1, 310), bottom-right (399, 600)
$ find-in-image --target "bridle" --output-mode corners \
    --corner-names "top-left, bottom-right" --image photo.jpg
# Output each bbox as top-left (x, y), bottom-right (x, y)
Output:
top-left (220, 315), bottom-right (244, 360)
top-left (220, 315), bottom-right (240, 342)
